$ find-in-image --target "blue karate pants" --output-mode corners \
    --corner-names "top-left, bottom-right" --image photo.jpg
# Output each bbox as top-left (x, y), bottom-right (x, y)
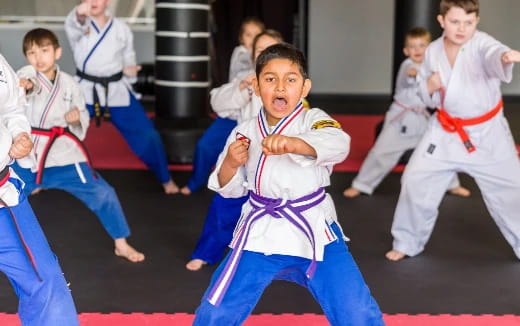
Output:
top-left (0, 178), bottom-right (79, 325)
top-left (13, 162), bottom-right (130, 239)
top-left (187, 117), bottom-right (237, 192)
top-left (190, 193), bottom-right (248, 264)
top-left (194, 223), bottom-right (385, 326)
top-left (87, 92), bottom-right (171, 184)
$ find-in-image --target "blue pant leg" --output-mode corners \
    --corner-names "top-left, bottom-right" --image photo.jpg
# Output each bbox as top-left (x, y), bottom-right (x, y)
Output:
top-left (307, 224), bottom-right (385, 326)
top-left (187, 117), bottom-right (236, 192)
top-left (15, 163), bottom-right (131, 239)
top-left (11, 162), bottom-right (38, 195)
top-left (90, 92), bottom-right (171, 183)
top-left (0, 186), bottom-right (79, 325)
top-left (190, 193), bottom-right (247, 264)
top-left (193, 250), bottom-right (282, 326)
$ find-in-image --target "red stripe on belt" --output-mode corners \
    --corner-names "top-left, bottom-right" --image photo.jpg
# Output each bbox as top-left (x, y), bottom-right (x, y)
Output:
top-left (437, 99), bottom-right (503, 153)
top-left (31, 126), bottom-right (97, 184)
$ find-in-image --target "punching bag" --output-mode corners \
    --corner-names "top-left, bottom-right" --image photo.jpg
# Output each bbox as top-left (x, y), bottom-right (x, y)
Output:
top-left (155, 0), bottom-right (211, 163)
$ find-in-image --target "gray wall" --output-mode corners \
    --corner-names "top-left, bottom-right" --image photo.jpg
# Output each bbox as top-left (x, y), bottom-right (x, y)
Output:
top-left (308, 0), bottom-right (394, 94)
top-left (308, 0), bottom-right (520, 95)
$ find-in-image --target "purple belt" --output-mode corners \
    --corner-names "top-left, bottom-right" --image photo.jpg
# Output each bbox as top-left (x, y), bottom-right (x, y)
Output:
top-left (207, 187), bottom-right (326, 306)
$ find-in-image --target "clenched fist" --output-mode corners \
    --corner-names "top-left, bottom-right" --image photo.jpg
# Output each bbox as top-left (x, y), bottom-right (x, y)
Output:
top-left (9, 132), bottom-right (33, 159)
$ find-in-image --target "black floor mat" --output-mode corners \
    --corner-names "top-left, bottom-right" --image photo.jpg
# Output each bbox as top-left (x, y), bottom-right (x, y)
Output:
top-left (0, 170), bottom-right (519, 315)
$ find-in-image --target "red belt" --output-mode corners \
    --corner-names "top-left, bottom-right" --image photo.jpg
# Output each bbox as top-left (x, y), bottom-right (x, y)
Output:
top-left (436, 99), bottom-right (503, 153)
top-left (31, 126), bottom-right (96, 184)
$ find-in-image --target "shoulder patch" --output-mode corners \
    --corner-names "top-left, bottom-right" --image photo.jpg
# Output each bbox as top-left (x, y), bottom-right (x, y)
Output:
top-left (311, 119), bottom-right (341, 130)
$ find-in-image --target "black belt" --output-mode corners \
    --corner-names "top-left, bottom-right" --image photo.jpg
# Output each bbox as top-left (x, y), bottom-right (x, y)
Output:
top-left (0, 166), bottom-right (9, 186)
top-left (31, 126), bottom-right (96, 184)
top-left (76, 69), bottom-right (123, 126)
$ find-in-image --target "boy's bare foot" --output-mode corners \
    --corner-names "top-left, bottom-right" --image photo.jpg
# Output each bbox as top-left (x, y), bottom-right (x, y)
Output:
top-left (186, 259), bottom-right (207, 271)
top-left (163, 179), bottom-right (179, 194)
top-left (385, 250), bottom-right (406, 261)
top-left (180, 186), bottom-right (191, 195)
top-left (30, 188), bottom-right (44, 195)
top-left (343, 187), bottom-right (361, 198)
top-left (448, 186), bottom-right (471, 197)
top-left (114, 238), bottom-right (145, 263)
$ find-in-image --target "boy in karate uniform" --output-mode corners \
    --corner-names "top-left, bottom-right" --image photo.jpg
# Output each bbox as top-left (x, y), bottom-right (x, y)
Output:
top-left (387, 0), bottom-right (520, 261)
top-left (193, 43), bottom-right (384, 326)
top-left (14, 28), bottom-right (144, 263)
top-left (343, 27), bottom-right (469, 198)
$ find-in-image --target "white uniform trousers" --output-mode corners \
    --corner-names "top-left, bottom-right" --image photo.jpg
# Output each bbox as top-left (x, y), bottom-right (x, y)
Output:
top-left (391, 149), bottom-right (520, 259)
top-left (353, 120), bottom-right (460, 194)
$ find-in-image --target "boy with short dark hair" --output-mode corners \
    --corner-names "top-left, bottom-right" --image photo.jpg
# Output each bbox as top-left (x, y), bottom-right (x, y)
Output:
top-left (14, 27), bottom-right (144, 263)
top-left (193, 43), bottom-right (384, 326)
top-left (343, 27), bottom-right (470, 198)
top-left (0, 53), bottom-right (79, 325)
top-left (386, 0), bottom-right (520, 261)
top-left (185, 30), bottom-right (284, 272)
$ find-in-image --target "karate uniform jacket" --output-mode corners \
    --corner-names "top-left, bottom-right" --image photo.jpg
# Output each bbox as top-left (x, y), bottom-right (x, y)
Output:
top-left (418, 31), bottom-right (517, 164)
top-left (17, 65), bottom-right (90, 170)
top-left (208, 106), bottom-right (350, 261)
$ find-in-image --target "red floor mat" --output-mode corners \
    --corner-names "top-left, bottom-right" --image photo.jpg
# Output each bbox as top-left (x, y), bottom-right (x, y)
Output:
top-left (1, 313), bottom-right (520, 325)
top-left (83, 115), bottom-right (519, 172)
top-left (83, 115), bottom-right (387, 172)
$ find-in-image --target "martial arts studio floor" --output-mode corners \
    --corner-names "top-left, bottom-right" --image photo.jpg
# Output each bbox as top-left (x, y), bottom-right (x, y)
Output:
top-left (1, 99), bottom-right (519, 325)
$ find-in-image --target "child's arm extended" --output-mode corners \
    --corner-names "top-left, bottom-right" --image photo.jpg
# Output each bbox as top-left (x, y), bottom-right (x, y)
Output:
top-left (393, 59), bottom-right (425, 106)
top-left (17, 66), bottom-right (42, 96)
top-left (210, 73), bottom-right (255, 120)
top-left (65, 80), bottom-right (90, 140)
top-left (480, 34), bottom-right (518, 82)
top-left (278, 110), bottom-right (350, 168)
top-left (502, 50), bottom-right (520, 64)
top-left (261, 135), bottom-right (316, 157)
top-left (64, 1), bottom-right (91, 48)
top-left (120, 23), bottom-right (139, 83)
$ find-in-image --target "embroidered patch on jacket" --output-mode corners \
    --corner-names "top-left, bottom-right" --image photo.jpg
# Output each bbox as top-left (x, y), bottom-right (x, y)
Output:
top-left (311, 120), bottom-right (341, 130)
top-left (427, 144), bottom-right (436, 154)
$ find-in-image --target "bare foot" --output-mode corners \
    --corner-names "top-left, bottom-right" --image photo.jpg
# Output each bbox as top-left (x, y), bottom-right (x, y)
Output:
top-left (343, 187), bottom-right (361, 198)
top-left (180, 186), bottom-right (191, 195)
top-left (114, 238), bottom-right (145, 263)
top-left (186, 259), bottom-right (207, 271)
top-left (163, 179), bottom-right (179, 194)
top-left (30, 188), bottom-right (44, 195)
top-left (385, 250), bottom-right (406, 261)
top-left (448, 186), bottom-right (471, 197)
